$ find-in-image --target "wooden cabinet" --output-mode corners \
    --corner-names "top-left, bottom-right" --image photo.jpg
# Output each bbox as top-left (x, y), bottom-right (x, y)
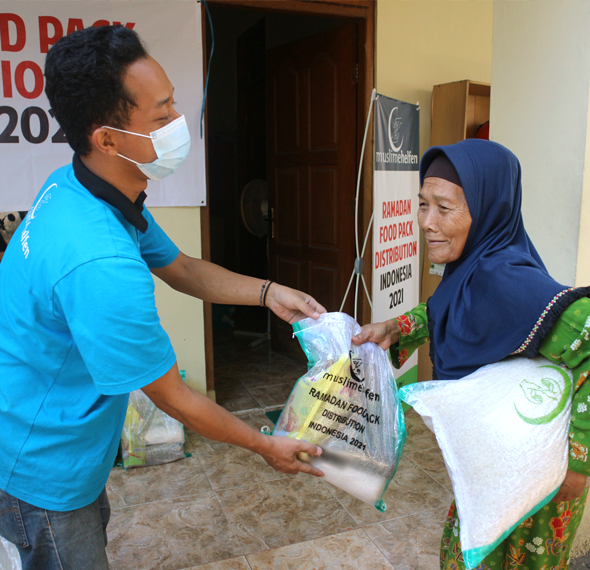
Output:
top-left (417, 80), bottom-right (491, 381)
top-left (431, 80), bottom-right (491, 146)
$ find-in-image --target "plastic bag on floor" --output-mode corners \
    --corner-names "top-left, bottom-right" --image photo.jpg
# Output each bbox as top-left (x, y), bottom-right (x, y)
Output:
top-left (0, 536), bottom-right (21, 570)
top-left (121, 389), bottom-right (186, 469)
top-left (272, 312), bottom-right (406, 512)
top-left (399, 356), bottom-right (573, 569)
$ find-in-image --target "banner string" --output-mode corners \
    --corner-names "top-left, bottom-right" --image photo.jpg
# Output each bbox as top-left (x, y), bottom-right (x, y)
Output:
top-left (198, 0), bottom-right (214, 139)
top-left (340, 89), bottom-right (377, 319)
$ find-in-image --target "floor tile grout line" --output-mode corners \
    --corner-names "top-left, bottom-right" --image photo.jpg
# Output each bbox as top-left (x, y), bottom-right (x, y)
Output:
top-left (358, 526), bottom-right (398, 569)
top-left (238, 379), bottom-right (296, 411)
top-left (217, 377), bottom-right (255, 400)
top-left (109, 489), bottom-right (217, 512)
top-left (356, 508), bottom-right (449, 570)
top-left (319, 478), bottom-right (363, 527)
top-left (320, 472), bottom-right (451, 527)
top-left (318, 476), bottom-right (434, 528)
top-left (221, 404), bottom-right (263, 414)
top-left (239, 378), bottom-right (266, 408)
top-left (360, 507), bottom-right (449, 570)
top-left (191, 445), bottom-right (231, 516)
top-left (242, 378), bottom-right (300, 391)
top-left (203, 476), bottom-right (378, 561)
top-left (405, 455), bottom-right (455, 496)
top-left (244, 526), bottom-right (401, 568)
top-left (360, 505), bottom-right (450, 527)
top-left (204, 465), bottom-right (275, 557)
top-left (214, 355), bottom-right (295, 373)
top-left (199, 471), bottom-right (271, 562)
top-left (233, 406), bottom-right (265, 416)
top-left (176, 553), bottom-right (253, 570)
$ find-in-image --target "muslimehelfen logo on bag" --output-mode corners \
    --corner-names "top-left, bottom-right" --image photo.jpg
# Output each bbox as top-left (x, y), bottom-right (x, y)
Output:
top-left (514, 364), bottom-right (572, 425)
top-left (350, 349), bottom-right (365, 384)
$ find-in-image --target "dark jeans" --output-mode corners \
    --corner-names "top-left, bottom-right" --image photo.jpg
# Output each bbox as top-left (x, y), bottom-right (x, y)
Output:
top-left (0, 487), bottom-right (110, 570)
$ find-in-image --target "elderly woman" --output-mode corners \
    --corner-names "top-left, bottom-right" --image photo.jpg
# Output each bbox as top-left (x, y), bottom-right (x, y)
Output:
top-left (353, 139), bottom-right (590, 569)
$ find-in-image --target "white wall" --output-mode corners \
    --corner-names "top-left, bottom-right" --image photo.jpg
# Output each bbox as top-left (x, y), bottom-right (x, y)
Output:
top-left (376, 0), bottom-right (493, 156)
top-left (578, 94), bottom-right (590, 287)
top-left (149, 207), bottom-right (207, 395)
top-left (490, 1), bottom-right (590, 286)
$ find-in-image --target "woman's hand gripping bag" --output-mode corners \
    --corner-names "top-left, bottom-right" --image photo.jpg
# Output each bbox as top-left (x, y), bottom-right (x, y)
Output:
top-left (399, 356), bottom-right (573, 569)
top-left (272, 312), bottom-right (406, 512)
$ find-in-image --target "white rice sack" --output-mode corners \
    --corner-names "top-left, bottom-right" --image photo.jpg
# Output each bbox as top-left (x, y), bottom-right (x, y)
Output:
top-left (399, 356), bottom-right (572, 569)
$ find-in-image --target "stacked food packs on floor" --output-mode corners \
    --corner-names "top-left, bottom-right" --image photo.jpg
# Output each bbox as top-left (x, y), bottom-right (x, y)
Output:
top-left (0, 536), bottom-right (21, 570)
top-left (121, 388), bottom-right (186, 469)
top-left (400, 356), bottom-right (573, 569)
top-left (273, 312), bottom-right (406, 511)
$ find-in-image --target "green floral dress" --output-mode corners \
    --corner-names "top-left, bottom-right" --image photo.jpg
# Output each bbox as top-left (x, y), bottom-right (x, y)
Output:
top-left (392, 297), bottom-right (590, 570)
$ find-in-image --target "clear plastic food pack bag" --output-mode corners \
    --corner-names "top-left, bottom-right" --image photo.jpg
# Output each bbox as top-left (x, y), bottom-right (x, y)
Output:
top-left (121, 389), bottom-right (186, 469)
top-left (0, 536), bottom-right (21, 570)
top-left (399, 356), bottom-right (573, 569)
top-left (273, 312), bottom-right (406, 511)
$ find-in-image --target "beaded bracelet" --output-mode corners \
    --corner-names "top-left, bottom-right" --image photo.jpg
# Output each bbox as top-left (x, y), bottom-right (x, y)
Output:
top-left (262, 281), bottom-right (273, 308)
top-left (259, 279), bottom-right (270, 306)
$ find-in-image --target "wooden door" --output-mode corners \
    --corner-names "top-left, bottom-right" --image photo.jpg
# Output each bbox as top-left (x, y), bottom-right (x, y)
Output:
top-left (267, 23), bottom-right (358, 361)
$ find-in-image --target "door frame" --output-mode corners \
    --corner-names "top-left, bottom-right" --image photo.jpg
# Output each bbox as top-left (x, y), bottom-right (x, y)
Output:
top-left (200, 0), bottom-right (376, 395)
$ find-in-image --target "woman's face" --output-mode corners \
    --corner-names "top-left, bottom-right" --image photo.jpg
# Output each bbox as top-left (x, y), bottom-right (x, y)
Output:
top-left (418, 177), bottom-right (472, 264)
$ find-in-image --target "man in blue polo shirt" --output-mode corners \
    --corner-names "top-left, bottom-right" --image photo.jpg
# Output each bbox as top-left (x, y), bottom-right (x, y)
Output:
top-left (0, 26), bottom-right (325, 570)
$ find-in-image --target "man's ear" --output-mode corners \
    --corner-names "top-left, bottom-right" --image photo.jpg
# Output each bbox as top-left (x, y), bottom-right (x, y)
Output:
top-left (90, 127), bottom-right (119, 157)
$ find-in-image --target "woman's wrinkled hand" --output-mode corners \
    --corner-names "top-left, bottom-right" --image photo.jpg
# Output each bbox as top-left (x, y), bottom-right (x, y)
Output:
top-left (551, 470), bottom-right (588, 503)
top-left (351, 319), bottom-right (400, 351)
top-left (265, 283), bottom-right (327, 324)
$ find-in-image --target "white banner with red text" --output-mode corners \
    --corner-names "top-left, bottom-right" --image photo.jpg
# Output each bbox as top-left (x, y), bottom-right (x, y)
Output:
top-left (0, 0), bottom-right (205, 210)
top-left (372, 94), bottom-right (420, 388)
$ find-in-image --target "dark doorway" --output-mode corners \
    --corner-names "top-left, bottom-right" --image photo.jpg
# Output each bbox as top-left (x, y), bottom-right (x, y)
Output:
top-left (206, 6), bottom-right (358, 410)
top-left (267, 23), bottom-right (358, 360)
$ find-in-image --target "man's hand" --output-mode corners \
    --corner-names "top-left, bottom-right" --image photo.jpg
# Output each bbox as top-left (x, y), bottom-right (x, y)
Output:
top-left (143, 363), bottom-right (324, 477)
top-left (258, 435), bottom-right (323, 476)
top-left (552, 470), bottom-right (588, 503)
top-left (351, 319), bottom-right (400, 350)
top-left (266, 283), bottom-right (327, 324)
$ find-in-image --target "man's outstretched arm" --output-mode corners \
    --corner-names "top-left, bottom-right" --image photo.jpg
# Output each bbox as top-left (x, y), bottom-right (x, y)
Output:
top-left (151, 252), bottom-right (326, 324)
top-left (142, 361), bottom-right (323, 476)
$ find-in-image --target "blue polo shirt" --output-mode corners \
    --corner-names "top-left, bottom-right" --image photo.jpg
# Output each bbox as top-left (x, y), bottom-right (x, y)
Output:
top-left (0, 161), bottom-right (179, 511)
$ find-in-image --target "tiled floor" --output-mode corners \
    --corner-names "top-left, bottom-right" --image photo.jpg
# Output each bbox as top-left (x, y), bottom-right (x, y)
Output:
top-left (105, 332), bottom-right (452, 570)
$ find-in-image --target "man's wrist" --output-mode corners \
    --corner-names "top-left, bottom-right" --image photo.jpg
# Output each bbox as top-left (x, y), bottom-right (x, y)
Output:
top-left (264, 281), bottom-right (278, 309)
top-left (248, 430), bottom-right (272, 456)
top-left (258, 279), bottom-right (270, 306)
top-left (263, 281), bottom-right (273, 307)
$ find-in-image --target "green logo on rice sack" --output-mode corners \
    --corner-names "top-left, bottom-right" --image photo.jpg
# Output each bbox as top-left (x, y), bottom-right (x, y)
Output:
top-left (514, 365), bottom-right (572, 425)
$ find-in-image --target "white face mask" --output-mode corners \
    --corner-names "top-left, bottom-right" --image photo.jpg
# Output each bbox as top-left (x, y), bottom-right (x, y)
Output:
top-left (102, 115), bottom-right (191, 181)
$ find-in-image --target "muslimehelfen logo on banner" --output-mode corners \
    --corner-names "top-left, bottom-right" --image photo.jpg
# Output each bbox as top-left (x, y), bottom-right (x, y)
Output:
top-left (374, 97), bottom-right (419, 171)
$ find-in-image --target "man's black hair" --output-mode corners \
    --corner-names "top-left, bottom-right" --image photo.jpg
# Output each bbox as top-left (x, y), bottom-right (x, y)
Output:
top-left (45, 26), bottom-right (148, 156)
